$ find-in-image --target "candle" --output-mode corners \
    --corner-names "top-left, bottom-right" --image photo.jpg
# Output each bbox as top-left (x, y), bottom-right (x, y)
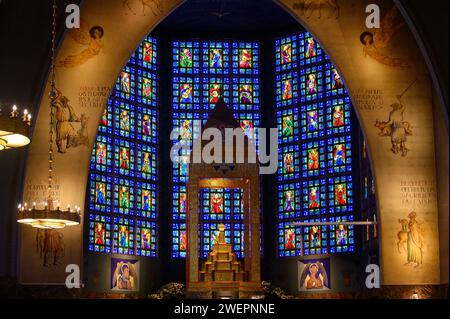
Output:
top-left (11, 105), bottom-right (18, 117)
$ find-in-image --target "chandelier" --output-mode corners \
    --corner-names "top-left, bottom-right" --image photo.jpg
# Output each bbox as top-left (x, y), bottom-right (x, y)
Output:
top-left (17, 0), bottom-right (81, 229)
top-left (0, 104), bottom-right (32, 150)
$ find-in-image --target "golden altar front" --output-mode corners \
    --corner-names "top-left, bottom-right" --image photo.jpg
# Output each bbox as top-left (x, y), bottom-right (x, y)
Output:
top-left (185, 100), bottom-right (263, 299)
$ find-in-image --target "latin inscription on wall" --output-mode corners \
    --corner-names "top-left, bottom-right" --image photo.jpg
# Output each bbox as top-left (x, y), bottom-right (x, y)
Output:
top-left (78, 86), bottom-right (112, 108)
top-left (400, 180), bottom-right (435, 206)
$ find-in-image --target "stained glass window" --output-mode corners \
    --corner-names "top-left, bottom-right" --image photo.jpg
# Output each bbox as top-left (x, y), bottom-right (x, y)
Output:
top-left (90, 135), bottom-right (112, 173)
top-left (278, 221), bottom-right (301, 257)
top-left (277, 107), bottom-right (299, 144)
top-left (276, 72), bottom-right (298, 108)
top-left (232, 42), bottom-right (259, 76)
top-left (299, 32), bottom-right (323, 65)
top-left (276, 32), bottom-right (355, 257)
top-left (88, 214), bottom-right (111, 253)
top-left (173, 41), bottom-right (200, 74)
top-left (275, 35), bottom-right (297, 72)
top-left (113, 216), bottom-right (134, 254)
top-left (171, 40), bottom-right (260, 258)
top-left (198, 188), bottom-right (244, 258)
top-left (86, 35), bottom-right (158, 257)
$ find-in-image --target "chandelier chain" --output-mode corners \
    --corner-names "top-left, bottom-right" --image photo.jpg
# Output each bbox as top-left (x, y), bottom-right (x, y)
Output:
top-left (48, 0), bottom-right (57, 201)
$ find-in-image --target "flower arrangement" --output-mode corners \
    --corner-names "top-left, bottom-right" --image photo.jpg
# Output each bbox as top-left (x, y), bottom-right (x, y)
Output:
top-left (147, 282), bottom-right (185, 299)
top-left (261, 281), bottom-right (294, 299)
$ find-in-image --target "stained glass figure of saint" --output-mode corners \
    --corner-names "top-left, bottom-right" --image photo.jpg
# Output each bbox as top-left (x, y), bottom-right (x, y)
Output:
top-left (180, 84), bottom-right (193, 103)
top-left (309, 187), bottom-right (319, 208)
top-left (141, 115), bottom-right (151, 136)
top-left (180, 48), bottom-right (192, 67)
top-left (142, 78), bottom-right (152, 98)
top-left (282, 116), bottom-right (293, 137)
top-left (95, 222), bottom-right (105, 245)
top-left (179, 193), bottom-right (187, 213)
top-left (308, 148), bottom-right (319, 170)
top-left (306, 38), bottom-right (316, 58)
top-left (285, 191), bottom-right (294, 211)
top-left (180, 231), bottom-right (187, 251)
top-left (96, 182), bottom-right (106, 204)
top-left (284, 153), bottom-right (294, 173)
top-left (181, 120), bottom-right (192, 140)
top-left (120, 110), bottom-right (130, 131)
top-left (239, 84), bottom-right (252, 104)
top-left (335, 184), bottom-right (347, 205)
top-left (310, 226), bottom-right (321, 248)
top-left (120, 72), bottom-right (131, 93)
top-left (119, 186), bottom-right (130, 208)
top-left (336, 225), bottom-right (347, 245)
top-left (143, 42), bottom-right (153, 62)
top-left (282, 79), bottom-right (292, 100)
top-left (211, 193), bottom-right (223, 214)
top-left (142, 190), bottom-right (151, 211)
top-left (333, 144), bottom-right (346, 165)
top-left (333, 106), bottom-right (344, 127)
top-left (101, 109), bottom-right (108, 126)
top-left (180, 156), bottom-right (189, 176)
top-left (142, 152), bottom-right (150, 173)
top-left (281, 44), bottom-right (291, 64)
top-left (332, 69), bottom-right (343, 89)
top-left (307, 111), bottom-right (318, 131)
top-left (96, 143), bottom-right (106, 164)
top-left (284, 229), bottom-right (295, 250)
top-left (307, 73), bottom-right (317, 94)
top-left (141, 229), bottom-right (151, 249)
top-left (119, 225), bottom-right (129, 247)
top-left (120, 147), bottom-right (130, 169)
top-left (240, 120), bottom-right (254, 138)
top-left (210, 49), bottom-right (222, 68)
top-left (239, 49), bottom-right (252, 68)
top-left (209, 84), bottom-right (221, 103)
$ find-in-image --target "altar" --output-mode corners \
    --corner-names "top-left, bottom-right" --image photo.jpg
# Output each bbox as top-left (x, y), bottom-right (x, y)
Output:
top-left (185, 100), bottom-right (263, 299)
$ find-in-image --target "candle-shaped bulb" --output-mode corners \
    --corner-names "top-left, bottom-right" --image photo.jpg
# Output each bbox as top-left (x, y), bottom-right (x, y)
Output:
top-left (11, 105), bottom-right (18, 117)
top-left (33, 202), bottom-right (36, 209)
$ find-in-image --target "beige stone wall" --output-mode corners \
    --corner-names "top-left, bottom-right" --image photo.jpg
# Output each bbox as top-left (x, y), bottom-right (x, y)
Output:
top-left (278, 0), bottom-right (441, 284)
top-left (19, 0), bottom-right (184, 284)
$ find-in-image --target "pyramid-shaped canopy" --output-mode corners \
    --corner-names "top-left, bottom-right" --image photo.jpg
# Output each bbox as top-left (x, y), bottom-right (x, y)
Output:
top-left (202, 98), bottom-right (240, 132)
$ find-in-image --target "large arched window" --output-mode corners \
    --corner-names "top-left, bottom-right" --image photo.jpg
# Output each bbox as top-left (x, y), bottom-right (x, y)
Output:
top-left (86, 36), bottom-right (159, 257)
top-left (84, 31), bottom-right (362, 262)
top-left (275, 32), bottom-right (355, 257)
top-left (170, 40), bottom-right (261, 258)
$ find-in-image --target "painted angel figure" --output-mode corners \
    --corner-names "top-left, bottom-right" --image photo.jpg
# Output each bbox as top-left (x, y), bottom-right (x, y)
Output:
top-left (112, 261), bottom-right (136, 290)
top-left (359, 6), bottom-right (409, 68)
top-left (58, 20), bottom-right (104, 68)
top-left (300, 262), bottom-right (329, 290)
